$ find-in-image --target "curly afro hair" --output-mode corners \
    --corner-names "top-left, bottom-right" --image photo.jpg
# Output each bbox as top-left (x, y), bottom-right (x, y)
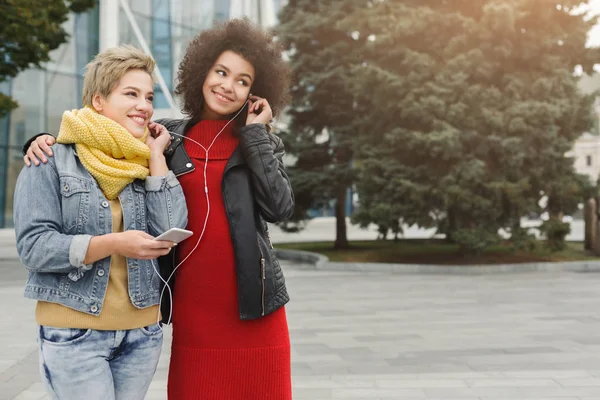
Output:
top-left (175, 18), bottom-right (291, 128)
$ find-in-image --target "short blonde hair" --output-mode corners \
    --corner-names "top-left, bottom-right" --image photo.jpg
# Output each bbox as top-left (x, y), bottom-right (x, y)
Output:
top-left (82, 45), bottom-right (156, 107)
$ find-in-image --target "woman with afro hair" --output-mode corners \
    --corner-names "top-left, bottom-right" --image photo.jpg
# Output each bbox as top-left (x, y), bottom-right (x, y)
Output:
top-left (23, 18), bottom-right (294, 399)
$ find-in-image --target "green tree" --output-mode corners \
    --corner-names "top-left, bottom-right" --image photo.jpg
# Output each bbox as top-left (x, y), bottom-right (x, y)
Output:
top-left (0, 0), bottom-right (95, 117)
top-left (276, 0), bottom-right (368, 248)
top-left (341, 0), bottom-right (600, 251)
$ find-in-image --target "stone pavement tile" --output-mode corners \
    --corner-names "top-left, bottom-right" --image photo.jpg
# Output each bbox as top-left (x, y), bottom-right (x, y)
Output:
top-left (337, 348), bottom-right (391, 362)
top-left (293, 343), bottom-right (338, 356)
top-left (369, 363), bottom-right (475, 374)
top-left (466, 353), bottom-right (598, 366)
top-left (470, 362), bottom-right (580, 372)
top-left (553, 361), bottom-right (600, 370)
top-left (331, 387), bottom-right (426, 398)
top-left (0, 362), bottom-right (13, 377)
top-left (0, 350), bottom-right (40, 400)
top-left (144, 379), bottom-right (167, 399)
top-left (420, 398), bottom-right (479, 400)
top-left (556, 378), bottom-right (600, 386)
top-left (10, 383), bottom-right (48, 400)
top-left (292, 388), bottom-right (333, 399)
top-left (295, 375), bottom-right (389, 389)
top-left (374, 372), bottom-right (506, 379)
top-left (310, 365), bottom-right (353, 375)
top-left (354, 333), bottom-right (422, 342)
top-left (376, 379), bottom-right (468, 388)
top-left (574, 337), bottom-right (600, 345)
top-left (144, 389), bottom-right (166, 400)
top-left (463, 378), bottom-right (560, 387)
top-left (501, 370), bottom-right (591, 378)
top-left (292, 367), bottom-right (318, 376)
top-left (426, 386), bottom-right (600, 397)
top-left (293, 353), bottom-right (345, 363)
top-left (294, 377), bottom-right (355, 389)
top-left (481, 398), bottom-right (580, 400)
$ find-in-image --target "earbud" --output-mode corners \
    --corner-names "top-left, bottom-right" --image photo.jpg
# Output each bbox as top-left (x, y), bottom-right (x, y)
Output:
top-left (247, 94), bottom-right (262, 114)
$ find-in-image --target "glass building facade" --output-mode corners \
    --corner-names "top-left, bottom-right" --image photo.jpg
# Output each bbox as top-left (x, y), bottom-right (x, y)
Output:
top-left (0, 0), bottom-right (285, 228)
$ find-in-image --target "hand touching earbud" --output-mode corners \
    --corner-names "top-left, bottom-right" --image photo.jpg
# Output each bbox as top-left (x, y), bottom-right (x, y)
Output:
top-left (146, 122), bottom-right (171, 154)
top-left (246, 95), bottom-right (272, 126)
top-left (146, 121), bottom-right (171, 176)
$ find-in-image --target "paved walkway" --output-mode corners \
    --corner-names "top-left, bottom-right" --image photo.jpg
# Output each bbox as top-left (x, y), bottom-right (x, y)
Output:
top-left (4, 232), bottom-right (600, 399)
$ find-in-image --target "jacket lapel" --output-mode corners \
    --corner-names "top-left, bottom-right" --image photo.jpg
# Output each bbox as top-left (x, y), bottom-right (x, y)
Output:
top-left (224, 146), bottom-right (245, 174)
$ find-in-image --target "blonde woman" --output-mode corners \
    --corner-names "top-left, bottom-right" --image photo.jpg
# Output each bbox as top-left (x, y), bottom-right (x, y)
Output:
top-left (13, 46), bottom-right (187, 400)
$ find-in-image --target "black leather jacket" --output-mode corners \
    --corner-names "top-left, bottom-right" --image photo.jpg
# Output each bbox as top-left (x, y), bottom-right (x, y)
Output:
top-left (155, 118), bottom-right (294, 321)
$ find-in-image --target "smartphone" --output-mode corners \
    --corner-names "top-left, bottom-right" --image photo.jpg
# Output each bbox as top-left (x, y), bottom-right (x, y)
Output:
top-left (153, 228), bottom-right (193, 243)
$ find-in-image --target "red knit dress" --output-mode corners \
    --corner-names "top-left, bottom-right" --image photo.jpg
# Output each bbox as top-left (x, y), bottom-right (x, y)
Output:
top-left (168, 120), bottom-right (292, 400)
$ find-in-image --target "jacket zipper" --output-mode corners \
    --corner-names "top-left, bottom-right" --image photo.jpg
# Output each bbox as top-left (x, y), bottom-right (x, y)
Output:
top-left (258, 238), bottom-right (265, 316)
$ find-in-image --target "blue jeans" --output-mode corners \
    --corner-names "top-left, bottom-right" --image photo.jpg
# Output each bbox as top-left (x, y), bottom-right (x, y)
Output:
top-left (38, 324), bottom-right (163, 400)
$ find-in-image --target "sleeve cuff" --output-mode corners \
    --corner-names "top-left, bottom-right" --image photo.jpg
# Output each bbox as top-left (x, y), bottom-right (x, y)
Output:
top-left (145, 170), bottom-right (179, 192)
top-left (69, 234), bottom-right (93, 270)
top-left (22, 133), bottom-right (53, 155)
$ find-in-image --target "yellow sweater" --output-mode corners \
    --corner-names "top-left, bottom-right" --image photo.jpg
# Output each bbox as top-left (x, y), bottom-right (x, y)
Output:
top-left (36, 199), bottom-right (160, 329)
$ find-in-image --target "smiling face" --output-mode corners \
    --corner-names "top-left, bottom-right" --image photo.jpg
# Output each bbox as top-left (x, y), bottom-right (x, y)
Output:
top-left (201, 50), bottom-right (255, 120)
top-left (91, 69), bottom-right (154, 138)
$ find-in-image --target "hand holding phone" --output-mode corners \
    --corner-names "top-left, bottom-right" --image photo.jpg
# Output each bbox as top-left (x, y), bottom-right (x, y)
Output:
top-left (153, 228), bottom-right (194, 243)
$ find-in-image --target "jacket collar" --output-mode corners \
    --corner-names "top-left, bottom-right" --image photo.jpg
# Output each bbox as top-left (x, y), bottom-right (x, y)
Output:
top-left (165, 118), bottom-right (245, 172)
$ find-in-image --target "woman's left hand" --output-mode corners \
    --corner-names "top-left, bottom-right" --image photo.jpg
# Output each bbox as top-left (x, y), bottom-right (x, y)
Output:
top-left (246, 95), bottom-right (273, 126)
top-left (146, 122), bottom-right (171, 154)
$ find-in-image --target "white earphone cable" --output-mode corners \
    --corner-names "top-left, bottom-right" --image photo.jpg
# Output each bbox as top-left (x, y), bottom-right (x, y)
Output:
top-left (155, 99), bottom-right (250, 328)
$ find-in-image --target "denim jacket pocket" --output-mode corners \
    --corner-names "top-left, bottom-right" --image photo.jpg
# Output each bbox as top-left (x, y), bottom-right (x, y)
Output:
top-left (59, 175), bottom-right (91, 232)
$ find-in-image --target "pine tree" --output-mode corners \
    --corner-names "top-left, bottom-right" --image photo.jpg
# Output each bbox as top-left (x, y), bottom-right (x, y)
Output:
top-left (276, 0), bottom-right (369, 248)
top-left (340, 0), bottom-right (600, 250)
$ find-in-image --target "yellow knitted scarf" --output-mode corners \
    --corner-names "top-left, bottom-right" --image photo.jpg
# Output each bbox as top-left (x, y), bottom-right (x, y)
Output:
top-left (56, 107), bottom-right (151, 200)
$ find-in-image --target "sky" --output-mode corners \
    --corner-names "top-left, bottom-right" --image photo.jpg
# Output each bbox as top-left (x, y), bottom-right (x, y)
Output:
top-left (585, 0), bottom-right (600, 46)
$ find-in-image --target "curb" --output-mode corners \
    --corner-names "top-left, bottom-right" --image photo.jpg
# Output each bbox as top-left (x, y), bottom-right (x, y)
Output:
top-left (272, 248), bottom-right (329, 268)
top-left (273, 248), bottom-right (600, 275)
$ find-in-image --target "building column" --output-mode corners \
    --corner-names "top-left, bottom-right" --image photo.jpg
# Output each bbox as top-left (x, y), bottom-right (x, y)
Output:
top-left (259, 0), bottom-right (276, 27)
top-left (230, 0), bottom-right (277, 27)
top-left (99, 0), bottom-right (119, 50)
top-left (0, 82), bottom-right (10, 228)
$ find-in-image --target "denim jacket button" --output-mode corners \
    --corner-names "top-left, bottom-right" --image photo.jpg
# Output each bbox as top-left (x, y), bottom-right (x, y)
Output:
top-left (97, 269), bottom-right (105, 277)
top-left (90, 305), bottom-right (98, 313)
top-left (185, 162), bottom-right (192, 168)
top-left (101, 201), bottom-right (109, 208)
top-left (63, 185), bottom-right (69, 191)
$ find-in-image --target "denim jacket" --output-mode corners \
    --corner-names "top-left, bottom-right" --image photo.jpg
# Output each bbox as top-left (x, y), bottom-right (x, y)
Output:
top-left (13, 144), bottom-right (188, 316)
